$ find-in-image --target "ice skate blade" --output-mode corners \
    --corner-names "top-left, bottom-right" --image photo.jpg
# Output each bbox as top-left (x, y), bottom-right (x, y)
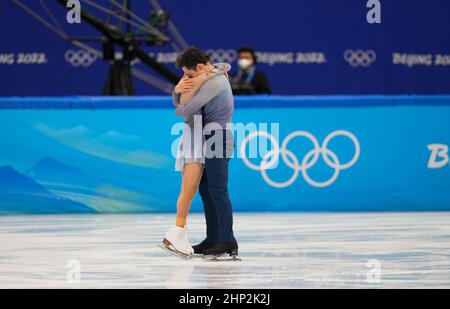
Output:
top-left (157, 242), bottom-right (193, 260)
top-left (202, 253), bottom-right (242, 262)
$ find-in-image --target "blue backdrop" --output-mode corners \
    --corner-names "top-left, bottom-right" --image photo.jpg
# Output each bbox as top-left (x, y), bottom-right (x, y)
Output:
top-left (1, 95), bottom-right (450, 214)
top-left (1, 0), bottom-right (450, 95)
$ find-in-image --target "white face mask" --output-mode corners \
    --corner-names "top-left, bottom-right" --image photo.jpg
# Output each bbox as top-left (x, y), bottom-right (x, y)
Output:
top-left (238, 58), bottom-right (253, 70)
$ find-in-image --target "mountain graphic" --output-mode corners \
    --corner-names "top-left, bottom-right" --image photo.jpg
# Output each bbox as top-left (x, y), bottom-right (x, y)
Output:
top-left (0, 165), bottom-right (94, 214)
top-left (24, 157), bottom-right (157, 213)
top-left (26, 157), bottom-right (97, 195)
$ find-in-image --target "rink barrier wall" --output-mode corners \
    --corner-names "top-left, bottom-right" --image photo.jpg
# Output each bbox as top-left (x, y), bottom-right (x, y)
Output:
top-left (0, 95), bottom-right (449, 214)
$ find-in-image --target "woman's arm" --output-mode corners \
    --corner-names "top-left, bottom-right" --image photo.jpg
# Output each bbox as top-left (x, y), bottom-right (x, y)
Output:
top-left (180, 63), bottom-right (231, 105)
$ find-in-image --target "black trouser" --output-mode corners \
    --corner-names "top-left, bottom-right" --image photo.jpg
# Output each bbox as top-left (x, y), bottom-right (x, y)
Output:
top-left (199, 130), bottom-right (236, 243)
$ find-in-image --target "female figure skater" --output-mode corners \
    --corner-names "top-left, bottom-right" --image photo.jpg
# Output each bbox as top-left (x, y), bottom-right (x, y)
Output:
top-left (160, 63), bottom-right (231, 258)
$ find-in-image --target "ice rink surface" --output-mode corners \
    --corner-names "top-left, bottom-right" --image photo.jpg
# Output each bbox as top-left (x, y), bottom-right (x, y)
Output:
top-left (1, 212), bottom-right (450, 289)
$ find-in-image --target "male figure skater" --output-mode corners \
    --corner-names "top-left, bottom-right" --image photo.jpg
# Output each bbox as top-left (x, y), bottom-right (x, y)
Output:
top-left (172, 47), bottom-right (238, 258)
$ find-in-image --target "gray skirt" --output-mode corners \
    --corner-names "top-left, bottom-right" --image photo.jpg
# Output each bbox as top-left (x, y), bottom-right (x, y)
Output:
top-left (175, 126), bottom-right (205, 172)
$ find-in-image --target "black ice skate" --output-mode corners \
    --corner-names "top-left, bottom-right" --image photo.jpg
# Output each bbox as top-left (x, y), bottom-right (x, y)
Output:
top-left (202, 241), bottom-right (241, 261)
top-left (192, 239), bottom-right (214, 255)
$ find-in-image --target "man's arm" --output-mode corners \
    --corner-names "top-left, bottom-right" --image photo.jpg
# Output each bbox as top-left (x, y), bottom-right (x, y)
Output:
top-left (172, 91), bottom-right (181, 107)
top-left (175, 77), bottom-right (224, 118)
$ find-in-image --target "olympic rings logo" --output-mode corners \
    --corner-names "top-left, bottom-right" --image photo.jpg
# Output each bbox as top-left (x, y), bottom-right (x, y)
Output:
top-left (240, 130), bottom-right (360, 188)
top-left (206, 49), bottom-right (237, 64)
top-left (343, 49), bottom-right (376, 67)
top-left (65, 49), bottom-right (98, 67)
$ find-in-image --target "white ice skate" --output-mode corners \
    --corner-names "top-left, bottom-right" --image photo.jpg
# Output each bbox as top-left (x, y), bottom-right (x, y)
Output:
top-left (158, 226), bottom-right (194, 259)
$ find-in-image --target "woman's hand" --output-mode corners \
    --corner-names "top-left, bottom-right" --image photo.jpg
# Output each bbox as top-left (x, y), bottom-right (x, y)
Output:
top-left (174, 76), bottom-right (196, 94)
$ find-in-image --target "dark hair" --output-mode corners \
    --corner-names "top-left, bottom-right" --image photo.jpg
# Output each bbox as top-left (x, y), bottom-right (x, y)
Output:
top-left (176, 47), bottom-right (211, 70)
top-left (237, 45), bottom-right (257, 63)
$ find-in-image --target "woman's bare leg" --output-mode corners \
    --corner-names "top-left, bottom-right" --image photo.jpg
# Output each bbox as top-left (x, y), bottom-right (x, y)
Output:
top-left (176, 163), bottom-right (204, 227)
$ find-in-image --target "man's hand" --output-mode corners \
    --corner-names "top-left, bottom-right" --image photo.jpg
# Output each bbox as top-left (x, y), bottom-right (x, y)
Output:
top-left (174, 76), bottom-right (196, 94)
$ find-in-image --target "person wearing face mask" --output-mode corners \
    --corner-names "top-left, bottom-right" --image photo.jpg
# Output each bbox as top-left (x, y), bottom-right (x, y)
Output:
top-left (230, 45), bottom-right (271, 95)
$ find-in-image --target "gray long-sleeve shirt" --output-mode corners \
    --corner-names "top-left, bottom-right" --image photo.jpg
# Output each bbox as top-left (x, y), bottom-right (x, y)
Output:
top-left (172, 74), bottom-right (234, 128)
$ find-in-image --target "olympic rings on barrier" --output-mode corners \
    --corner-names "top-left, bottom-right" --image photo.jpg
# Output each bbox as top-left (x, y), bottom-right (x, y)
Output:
top-left (206, 49), bottom-right (237, 64)
top-left (343, 49), bottom-right (376, 67)
top-left (240, 130), bottom-right (360, 188)
top-left (65, 49), bottom-right (99, 67)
